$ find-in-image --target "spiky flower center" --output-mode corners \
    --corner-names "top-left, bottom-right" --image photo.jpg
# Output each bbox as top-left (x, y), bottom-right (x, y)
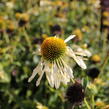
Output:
top-left (41, 37), bottom-right (66, 62)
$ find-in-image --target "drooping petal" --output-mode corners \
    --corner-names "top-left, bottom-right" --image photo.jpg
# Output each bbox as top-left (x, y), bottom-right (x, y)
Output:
top-left (55, 59), bottom-right (71, 86)
top-left (44, 62), bottom-right (54, 87)
top-left (76, 56), bottom-right (87, 69)
top-left (54, 72), bottom-right (60, 89)
top-left (75, 51), bottom-right (87, 57)
top-left (36, 71), bottom-right (45, 86)
top-left (84, 49), bottom-right (92, 57)
top-left (61, 71), bottom-right (70, 85)
top-left (28, 61), bottom-right (42, 82)
top-left (64, 66), bottom-right (74, 78)
top-left (46, 71), bottom-right (54, 88)
top-left (60, 57), bottom-right (74, 78)
top-left (75, 47), bottom-right (91, 57)
top-left (67, 47), bottom-right (87, 69)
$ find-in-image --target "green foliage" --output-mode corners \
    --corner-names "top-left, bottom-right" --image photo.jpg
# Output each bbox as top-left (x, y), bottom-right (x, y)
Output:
top-left (0, 0), bottom-right (109, 109)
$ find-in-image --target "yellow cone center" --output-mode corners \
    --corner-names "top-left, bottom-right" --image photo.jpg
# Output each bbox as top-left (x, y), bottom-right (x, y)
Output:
top-left (41, 37), bottom-right (66, 62)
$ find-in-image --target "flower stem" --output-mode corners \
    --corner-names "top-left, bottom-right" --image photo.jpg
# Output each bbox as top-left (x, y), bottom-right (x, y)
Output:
top-left (91, 95), bottom-right (95, 109)
top-left (84, 98), bottom-right (91, 109)
top-left (22, 27), bottom-right (32, 51)
top-left (71, 78), bottom-right (75, 83)
top-left (100, 51), bottom-right (109, 73)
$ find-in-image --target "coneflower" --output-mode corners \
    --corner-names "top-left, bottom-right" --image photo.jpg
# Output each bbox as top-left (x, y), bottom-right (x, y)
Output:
top-left (28, 35), bottom-right (87, 88)
top-left (66, 82), bottom-right (85, 105)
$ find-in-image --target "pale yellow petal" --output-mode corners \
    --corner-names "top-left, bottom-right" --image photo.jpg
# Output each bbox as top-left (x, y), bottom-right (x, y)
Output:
top-left (67, 47), bottom-right (87, 69)
top-left (28, 61), bottom-right (42, 82)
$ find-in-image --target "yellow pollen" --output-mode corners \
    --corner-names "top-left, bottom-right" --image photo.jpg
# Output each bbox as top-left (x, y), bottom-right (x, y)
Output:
top-left (41, 37), bottom-right (66, 62)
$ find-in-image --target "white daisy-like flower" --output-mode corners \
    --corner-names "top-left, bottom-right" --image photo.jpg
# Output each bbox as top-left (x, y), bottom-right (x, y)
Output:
top-left (28, 35), bottom-right (87, 89)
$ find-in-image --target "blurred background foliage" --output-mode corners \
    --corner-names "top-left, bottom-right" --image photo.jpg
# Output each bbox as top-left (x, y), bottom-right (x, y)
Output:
top-left (0, 0), bottom-right (109, 109)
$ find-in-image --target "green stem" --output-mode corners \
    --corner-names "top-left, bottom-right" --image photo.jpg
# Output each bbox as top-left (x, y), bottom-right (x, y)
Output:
top-left (22, 27), bottom-right (32, 51)
top-left (91, 95), bottom-right (95, 109)
top-left (100, 51), bottom-right (109, 73)
top-left (84, 98), bottom-right (91, 109)
top-left (71, 78), bottom-right (75, 83)
top-left (102, 32), bottom-right (107, 57)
